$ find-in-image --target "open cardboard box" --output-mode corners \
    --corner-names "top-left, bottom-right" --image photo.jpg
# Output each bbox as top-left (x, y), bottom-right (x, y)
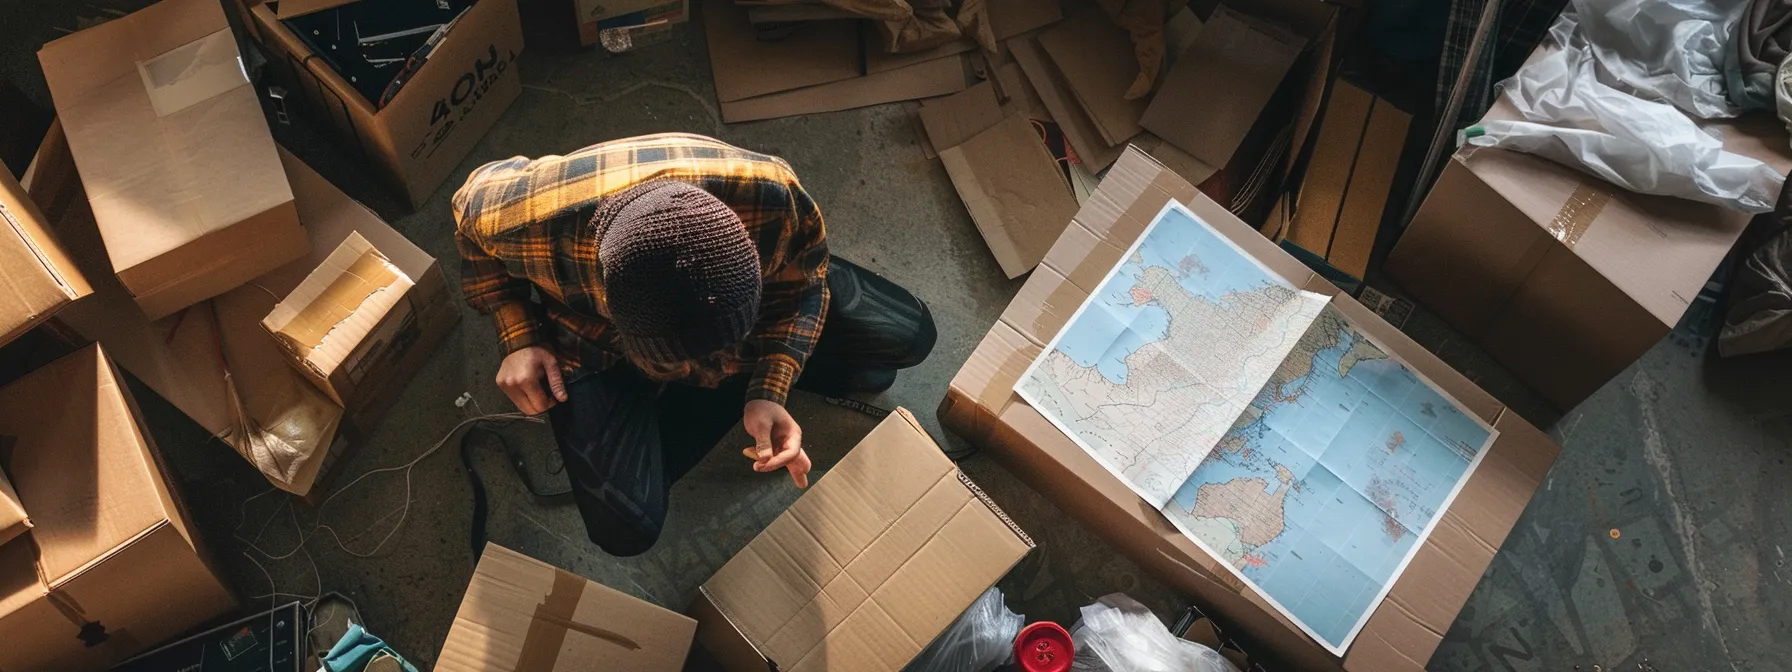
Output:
top-left (244, 0), bottom-right (524, 208)
top-left (29, 120), bottom-right (457, 496)
top-left (38, 0), bottom-right (307, 319)
top-left (1386, 98), bottom-right (1792, 414)
top-left (0, 345), bottom-right (236, 670)
top-left (690, 408), bottom-right (1033, 671)
top-left (938, 147), bottom-right (1560, 670)
top-left (0, 163), bottom-right (88, 351)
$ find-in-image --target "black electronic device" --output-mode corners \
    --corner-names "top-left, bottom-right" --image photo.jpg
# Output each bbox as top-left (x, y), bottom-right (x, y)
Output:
top-left (111, 602), bottom-right (306, 672)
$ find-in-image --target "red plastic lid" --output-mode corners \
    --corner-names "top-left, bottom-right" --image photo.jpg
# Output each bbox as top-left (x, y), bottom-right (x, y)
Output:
top-left (1013, 621), bottom-right (1075, 672)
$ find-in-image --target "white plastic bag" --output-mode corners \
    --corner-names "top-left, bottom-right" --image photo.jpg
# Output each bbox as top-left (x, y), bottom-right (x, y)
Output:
top-left (1570, 0), bottom-right (1747, 119)
top-left (1465, 12), bottom-right (1783, 213)
top-left (903, 587), bottom-right (1024, 672)
top-left (1066, 594), bottom-right (1238, 672)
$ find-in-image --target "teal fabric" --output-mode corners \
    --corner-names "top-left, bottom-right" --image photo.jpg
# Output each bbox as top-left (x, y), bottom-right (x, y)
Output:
top-left (321, 624), bottom-right (419, 672)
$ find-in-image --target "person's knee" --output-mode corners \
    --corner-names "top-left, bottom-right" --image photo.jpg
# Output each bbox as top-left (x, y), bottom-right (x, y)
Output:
top-left (896, 301), bottom-right (937, 370)
top-left (583, 517), bottom-right (661, 557)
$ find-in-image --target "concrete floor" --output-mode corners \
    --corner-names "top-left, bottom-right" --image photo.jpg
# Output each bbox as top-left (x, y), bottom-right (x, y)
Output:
top-left (6, 2), bottom-right (1792, 670)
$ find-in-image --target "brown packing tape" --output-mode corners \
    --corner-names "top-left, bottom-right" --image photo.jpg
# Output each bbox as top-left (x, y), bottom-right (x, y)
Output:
top-left (1545, 182), bottom-right (1610, 249)
top-left (278, 250), bottom-right (404, 350)
top-left (517, 568), bottom-right (640, 670)
top-left (977, 343), bottom-right (1037, 416)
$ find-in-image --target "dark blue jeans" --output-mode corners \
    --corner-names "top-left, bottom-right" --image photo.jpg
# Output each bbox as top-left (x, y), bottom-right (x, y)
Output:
top-left (547, 258), bottom-right (935, 556)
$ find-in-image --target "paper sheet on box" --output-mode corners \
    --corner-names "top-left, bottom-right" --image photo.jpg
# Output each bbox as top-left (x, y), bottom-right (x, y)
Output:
top-left (1015, 201), bottom-right (1498, 654)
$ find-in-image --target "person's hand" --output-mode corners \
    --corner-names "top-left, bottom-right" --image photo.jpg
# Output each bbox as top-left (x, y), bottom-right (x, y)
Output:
top-left (742, 399), bottom-right (810, 488)
top-left (496, 346), bottom-right (566, 415)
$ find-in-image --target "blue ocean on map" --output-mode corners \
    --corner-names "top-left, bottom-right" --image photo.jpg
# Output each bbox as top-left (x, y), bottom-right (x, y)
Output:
top-left (1051, 205), bottom-right (1279, 385)
top-left (1168, 311), bottom-right (1490, 648)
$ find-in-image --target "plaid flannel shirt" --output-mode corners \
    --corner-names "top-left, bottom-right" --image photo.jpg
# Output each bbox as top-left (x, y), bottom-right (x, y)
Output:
top-left (453, 133), bottom-right (830, 405)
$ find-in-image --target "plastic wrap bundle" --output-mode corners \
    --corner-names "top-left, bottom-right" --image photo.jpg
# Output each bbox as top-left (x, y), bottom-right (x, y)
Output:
top-left (902, 587), bottom-right (1024, 672)
top-left (1065, 594), bottom-right (1238, 672)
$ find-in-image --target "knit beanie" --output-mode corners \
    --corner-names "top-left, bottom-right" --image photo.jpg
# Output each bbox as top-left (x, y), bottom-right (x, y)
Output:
top-left (594, 180), bottom-right (761, 364)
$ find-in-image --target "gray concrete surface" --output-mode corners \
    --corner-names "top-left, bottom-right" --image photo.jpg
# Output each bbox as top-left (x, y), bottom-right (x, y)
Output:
top-left (6, 2), bottom-right (1792, 670)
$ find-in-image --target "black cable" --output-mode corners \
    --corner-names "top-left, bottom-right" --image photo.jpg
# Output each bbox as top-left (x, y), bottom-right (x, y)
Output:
top-left (459, 423), bottom-right (573, 560)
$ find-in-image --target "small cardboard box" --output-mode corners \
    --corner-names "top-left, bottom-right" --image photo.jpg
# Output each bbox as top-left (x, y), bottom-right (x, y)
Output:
top-left (1385, 102), bottom-right (1792, 413)
top-left (0, 345), bottom-right (237, 671)
top-left (938, 147), bottom-right (1561, 671)
top-left (263, 232), bottom-right (419, 408)
top-left (576, 0), bottom-right (689, 50)
top-left (0, 162), bottom-right (88, 349)
top-left (1281, 81), bottom-right (1410, 291)
top-left (247, 0), bottom-right (524, 208)
top-left (34, 120), bottom-right (456, 495)
top-left (690, 408), bottom-right (1034, 672)
top-left (37, 0), bottom-right (307, 320)
top-left (437, 543), bottom-right (698, 671)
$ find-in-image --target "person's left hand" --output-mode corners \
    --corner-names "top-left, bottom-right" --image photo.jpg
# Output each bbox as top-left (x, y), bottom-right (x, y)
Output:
top-left (742, 399), bottom-right (810, 488)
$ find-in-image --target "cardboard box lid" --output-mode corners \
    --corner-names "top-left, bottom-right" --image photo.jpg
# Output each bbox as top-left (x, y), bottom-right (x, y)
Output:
top-left (939, 113), bottom-right (1081, 278)
top-left (38, 0), bottom-right (295, 280)
top-left (699, 408), bottom-right (1033, 672)
top-left (263, 232), bottom-right (417, 377)
top-left (0, 345), bottom-right (193, 586)
top-left (438, 543), bottom-right (697, 671)
top-left (1038, 8), bottom-right (1148, 148)
top-left (1141, 5), bottom-right (1306, 169)
top-left (0, 166), bottom-right (89, 348)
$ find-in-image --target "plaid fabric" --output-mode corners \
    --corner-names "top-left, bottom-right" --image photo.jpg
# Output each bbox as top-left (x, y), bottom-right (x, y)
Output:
top-left (453, 133), bottom-right (830, 405)
top-left (1435, 0), bottom-right (1568, 129)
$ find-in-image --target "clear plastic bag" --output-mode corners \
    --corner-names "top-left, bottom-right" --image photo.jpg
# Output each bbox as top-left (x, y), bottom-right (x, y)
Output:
top-left (1570, 0), bottom-right (1747, 119)
top-left (1066, 594), bottom-right (1238, 672)
top-left (903, 587), bottom-right (1024, 672)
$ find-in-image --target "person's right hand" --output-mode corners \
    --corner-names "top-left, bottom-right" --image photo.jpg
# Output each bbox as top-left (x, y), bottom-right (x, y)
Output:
top-left (496, 346), bottom-right (566, 415)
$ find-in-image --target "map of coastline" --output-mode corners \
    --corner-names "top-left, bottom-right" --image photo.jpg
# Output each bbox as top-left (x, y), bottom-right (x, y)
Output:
top-left (1015, 201), bottom-right (1496, 653)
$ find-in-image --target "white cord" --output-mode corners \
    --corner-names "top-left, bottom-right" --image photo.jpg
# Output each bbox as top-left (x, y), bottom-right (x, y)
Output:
top-left (233, 410), bottom-right (543, 573)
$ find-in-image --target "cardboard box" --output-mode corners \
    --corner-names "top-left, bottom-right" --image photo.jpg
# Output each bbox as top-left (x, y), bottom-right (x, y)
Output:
top-left (247, 0), bottom-right (524, 208)
top-left (1038, 8), bottom-right (1149, 148)
top-left (0, 345), bottom-right (237, 670)
top-left (1386, 106), bottom-right (1792, 412)
top-left (37, 0), bottom-right (307, 319)
top-left (937, 147), bottom-right (1561, 671)
top-left (438, 543), bottom-right (697, 671)
top-left (0, 469), bottom-right (24, 547)
top-left (690, 408), bottom-right (1033, 671)
top-left (32, 122), bottom-right (456, 495)
top-left (1281, 82), bottom-right (1410, 291)
top-left (577, 0), bottom-right (689, 50)
top-left (263, 232), bottom-right (419, 407)
top-left (0, 162), bottom-right (88, 349)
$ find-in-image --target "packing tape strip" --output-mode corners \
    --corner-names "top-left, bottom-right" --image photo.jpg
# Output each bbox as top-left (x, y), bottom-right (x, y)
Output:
top-left (517, 569), bottom-right (640, 670)
top-left (1544, 183), bottom-right (1610, 249)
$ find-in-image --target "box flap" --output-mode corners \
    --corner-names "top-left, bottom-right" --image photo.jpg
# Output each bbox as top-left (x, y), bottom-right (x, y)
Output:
top-left (1287, 81), bottom-right (1372, 255)
top-left (1038, 8), bottom-right (1148, 147)
top-left (277, 0), bottom-right (361, 19)
top-left (1141, 6), bottom-right (1306, 168)
top-left (721, 55), bottom-right (967, 123)
top-left (918, 81), bottom-right (1006, 154)
top-left (0, 345), bottom-right (179, 586)
top-left (0, 469), bottom-right (26, 547)
top-left (700, 408), bottom-right (1031, 671)
top-left (438, 543), bottom-right (696, 671)
top-left (1326, 95), bottom-right (1410, 278)
top-left (939, 114), bottom-right (1081, 278)
top-left (38, 0), bottom-right (297, 286)
top-left (702, 0), bottom-right (859, 103)
top-left (1009, 36), bottom-right (1125, 171)
top-left (0, 164), bottom-right (89, 348)
top-left (263, 232), bottom-right (416, 377)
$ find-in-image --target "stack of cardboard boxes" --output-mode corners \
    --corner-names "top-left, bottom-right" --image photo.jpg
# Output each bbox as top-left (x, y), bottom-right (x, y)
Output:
top-left (0, 0), bottom-right (475, 662)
